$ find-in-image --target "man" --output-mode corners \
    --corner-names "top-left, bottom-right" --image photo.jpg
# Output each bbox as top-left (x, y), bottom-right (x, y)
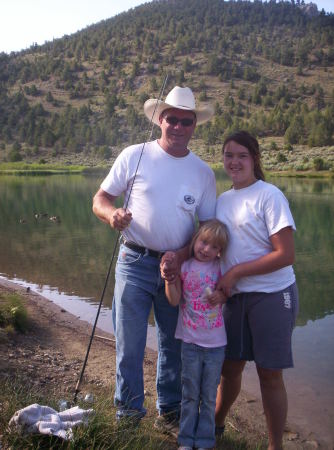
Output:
top-left (92, 86), bottom-right (216, 431)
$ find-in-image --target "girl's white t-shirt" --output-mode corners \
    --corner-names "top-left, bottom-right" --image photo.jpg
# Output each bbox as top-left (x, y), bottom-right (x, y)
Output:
top-left (216, 180), bottom-right (296, 293)
top-left (175, 258), bottom-right (227, 348)
top-left (101, 140), bottom-right (216, 251)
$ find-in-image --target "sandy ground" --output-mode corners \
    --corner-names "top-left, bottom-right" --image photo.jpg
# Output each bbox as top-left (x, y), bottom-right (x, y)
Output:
top-left (0, 279), bottom-right (329, 449)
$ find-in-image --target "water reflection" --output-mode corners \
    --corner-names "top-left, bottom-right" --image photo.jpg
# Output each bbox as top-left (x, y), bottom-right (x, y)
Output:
top-left (1, 174), bottom-right (115, 307)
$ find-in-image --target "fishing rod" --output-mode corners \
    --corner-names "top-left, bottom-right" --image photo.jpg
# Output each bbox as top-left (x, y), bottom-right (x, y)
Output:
top-left (73, 73), bottom-right (169, 403)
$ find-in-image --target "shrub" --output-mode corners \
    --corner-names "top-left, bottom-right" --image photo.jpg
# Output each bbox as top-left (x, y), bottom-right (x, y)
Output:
top-left (0, 293), bottom-right (28, 333)
top-left (270, 141), bottom-right (278, 150)
top-left (276, 152), bottom-right (287, 163)
top-left (138, 92), bottom-right (149, 104)
top-left (12, 142), bottom-right (21, 152)
top-left (313, 157), bottom-right (326, 171)
top-left (96, 145), bottom-right (112, 159)
top-left (8, 150), bottom-right (22, 162)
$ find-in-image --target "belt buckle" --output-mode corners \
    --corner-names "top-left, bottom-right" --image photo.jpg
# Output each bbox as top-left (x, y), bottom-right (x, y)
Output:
top-left (147, 248), bottom-right (163, 259)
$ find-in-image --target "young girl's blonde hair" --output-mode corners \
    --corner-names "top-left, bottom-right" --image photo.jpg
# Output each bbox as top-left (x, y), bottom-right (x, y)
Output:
top-left (189, 219), bottom-right (229, 259)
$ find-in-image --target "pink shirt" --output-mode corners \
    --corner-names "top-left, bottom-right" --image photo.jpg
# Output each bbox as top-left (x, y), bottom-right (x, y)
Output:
top-left (175, 258), bottom-right (227, 347)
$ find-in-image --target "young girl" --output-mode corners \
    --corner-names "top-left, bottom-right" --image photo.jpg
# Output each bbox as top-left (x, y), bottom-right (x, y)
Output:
top-left (163, 219), bottom-right (229, 450)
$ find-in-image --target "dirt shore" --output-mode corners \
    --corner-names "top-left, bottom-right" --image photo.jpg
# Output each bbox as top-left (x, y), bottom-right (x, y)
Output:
top-left (0, 279), bottom-right (326, 449)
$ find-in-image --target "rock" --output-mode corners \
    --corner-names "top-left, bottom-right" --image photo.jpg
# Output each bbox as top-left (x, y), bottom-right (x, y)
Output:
top-left (59, 400), bottom-right (70, 411)
top-left (284, 430), bottom-right (299, 441)
top-left (84, 393), bottom-right (94, 403)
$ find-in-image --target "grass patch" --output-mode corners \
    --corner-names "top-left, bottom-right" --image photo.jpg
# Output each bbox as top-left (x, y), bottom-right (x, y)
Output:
top-left (266, 170), bottom-right (333, 179)
top-left (0, 379), bottom-right (173, 450)
top-left (0, 162), bottom-right (87, 174)
top-left (0, 162), bottom-right (109, 176)
top-left (0, 293), bottom-right (29, 334)
top-left (0, 376), bottom-right (266, 449)
top-left (0, 161), bottom-right (86, 175)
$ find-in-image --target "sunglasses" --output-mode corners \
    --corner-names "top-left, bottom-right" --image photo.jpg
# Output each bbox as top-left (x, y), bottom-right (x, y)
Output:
top-left (164, 116), bottom-right (195, 127)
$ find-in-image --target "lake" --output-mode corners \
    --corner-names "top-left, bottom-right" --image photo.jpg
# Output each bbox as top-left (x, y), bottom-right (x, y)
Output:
top-left (1, 171), bottom-right (333, 445)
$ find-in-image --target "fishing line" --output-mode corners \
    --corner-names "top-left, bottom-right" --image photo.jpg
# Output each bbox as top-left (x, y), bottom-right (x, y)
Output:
top-left (73, 73), bottom-right (168, 403)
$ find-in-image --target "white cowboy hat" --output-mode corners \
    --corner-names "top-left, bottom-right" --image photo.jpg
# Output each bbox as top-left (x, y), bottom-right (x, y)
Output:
top-left (144, 86), bottom-right (214, 126)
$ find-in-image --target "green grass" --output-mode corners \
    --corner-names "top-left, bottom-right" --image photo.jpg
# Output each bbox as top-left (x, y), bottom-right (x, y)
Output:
top-left (0, 378), bottom-right (172, 450)
top-left (0, 293), bottom-right (29, 334)
top-left (0, 162), bottom-right (84, 174)
top-left (266, 170), bottom-right (334, 179)
top-left (0, 376), bottom-right (266, 449)
top-left (0, 162), bottom-right (109, 175)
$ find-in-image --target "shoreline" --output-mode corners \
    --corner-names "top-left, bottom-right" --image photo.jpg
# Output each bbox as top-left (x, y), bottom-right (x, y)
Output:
top-left (0, 278), bottom-right (332, 448)
top-left (0, 161), bottom-right (333, 179)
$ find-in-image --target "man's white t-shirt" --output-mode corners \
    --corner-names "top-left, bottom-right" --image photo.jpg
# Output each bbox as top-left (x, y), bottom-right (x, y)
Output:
top-left (101, 140), bottom-right (216, 251)
top-left (216, 180), bottom-right (296, 293)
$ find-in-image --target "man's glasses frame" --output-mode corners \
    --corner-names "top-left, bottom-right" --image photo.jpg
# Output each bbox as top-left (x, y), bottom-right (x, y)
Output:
top-left (164, 116), bottom-right (195, 127)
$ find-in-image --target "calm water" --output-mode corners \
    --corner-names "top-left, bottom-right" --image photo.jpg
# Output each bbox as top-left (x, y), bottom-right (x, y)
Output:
top-left (1, 172), bottom-right (334, 441)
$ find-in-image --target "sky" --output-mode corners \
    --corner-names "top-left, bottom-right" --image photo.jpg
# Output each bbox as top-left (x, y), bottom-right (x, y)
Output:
top-left (1, 0), bottom-right (333, 54)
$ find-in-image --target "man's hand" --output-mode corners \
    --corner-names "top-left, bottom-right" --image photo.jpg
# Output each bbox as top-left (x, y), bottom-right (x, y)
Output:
top-left (110, 208), bottom-right (132, 231)
top-left (92, 189), bottom-right (132, 231)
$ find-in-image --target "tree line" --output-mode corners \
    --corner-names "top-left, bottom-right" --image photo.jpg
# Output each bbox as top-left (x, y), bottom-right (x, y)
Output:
top-left (0, 0), bottom-right (333, 162)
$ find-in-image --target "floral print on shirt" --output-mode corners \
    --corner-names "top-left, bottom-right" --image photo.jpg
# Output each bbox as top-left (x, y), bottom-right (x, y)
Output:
top-left (180, 267), bottom-right (223, 330)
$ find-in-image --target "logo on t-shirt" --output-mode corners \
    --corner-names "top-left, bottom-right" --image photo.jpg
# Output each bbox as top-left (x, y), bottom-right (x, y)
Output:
top-left (184, 195), bottom-right (195, 205)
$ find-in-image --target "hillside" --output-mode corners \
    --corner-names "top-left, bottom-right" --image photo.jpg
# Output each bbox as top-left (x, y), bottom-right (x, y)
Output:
top-left (0, 0), bottom-right (333, 170)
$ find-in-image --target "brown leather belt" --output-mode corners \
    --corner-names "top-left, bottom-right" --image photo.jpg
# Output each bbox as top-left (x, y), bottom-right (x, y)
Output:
top-left (122, 240), bottom-right (165, 259)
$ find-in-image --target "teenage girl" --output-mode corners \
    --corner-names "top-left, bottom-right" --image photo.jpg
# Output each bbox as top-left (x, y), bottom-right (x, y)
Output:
top-left (214, 130), bottom-right (299, 450)
top-left (163, 219), bottom-right (229, 450)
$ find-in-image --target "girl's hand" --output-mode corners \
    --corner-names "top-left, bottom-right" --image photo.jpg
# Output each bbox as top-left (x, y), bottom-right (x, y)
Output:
top-left (217, 266), bottom-right (241, 298)
top-left (207, 289), bottom-right (227, 306)
top-left (160, 251), bottom-right (179, 283)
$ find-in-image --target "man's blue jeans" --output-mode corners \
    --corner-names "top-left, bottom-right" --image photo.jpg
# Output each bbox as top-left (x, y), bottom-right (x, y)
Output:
top-left (112, 244), bottom-right (182, 419)
top-left (178, 342), bottom-right (225, 448)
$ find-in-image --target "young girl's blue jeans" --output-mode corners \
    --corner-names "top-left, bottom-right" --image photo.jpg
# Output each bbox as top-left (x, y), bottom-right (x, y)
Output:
top-left (178, 341), bottom-right (225, 448)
